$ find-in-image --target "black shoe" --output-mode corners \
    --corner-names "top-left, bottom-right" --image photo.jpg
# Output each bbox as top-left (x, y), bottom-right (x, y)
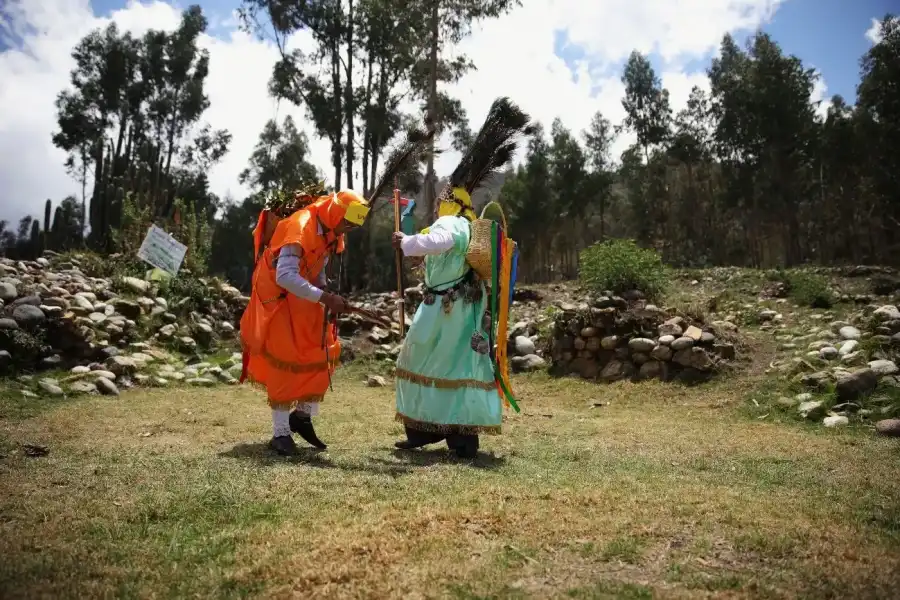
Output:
top-left (289, 411), bottom-right (327, 450)
top-left (447, 434), bottom-right (479, 459)
top-left (269, 435), bottom-right (298, 456)
top-left (395, 426), bottom-right (445, 450)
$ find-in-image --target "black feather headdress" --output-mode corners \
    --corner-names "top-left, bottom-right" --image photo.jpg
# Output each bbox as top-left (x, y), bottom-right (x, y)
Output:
top-left (367, 116), bottom-right (437, 210)
top-left (443, 97), bottom-right (535, 199)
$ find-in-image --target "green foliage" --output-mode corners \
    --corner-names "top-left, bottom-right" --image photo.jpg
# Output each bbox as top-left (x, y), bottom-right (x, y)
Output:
top-left (158, 276), bottom-right (222, 314)
top-left (579, 238), bottom-right (669, 300)
top-left (0, 327), bottom-right (48, 371)
top-left (781, 270), bottom-right (834, 308)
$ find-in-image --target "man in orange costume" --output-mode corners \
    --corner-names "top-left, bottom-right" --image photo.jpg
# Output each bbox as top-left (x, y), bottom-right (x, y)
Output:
top-left (240, 188), bottom-right (370, 455)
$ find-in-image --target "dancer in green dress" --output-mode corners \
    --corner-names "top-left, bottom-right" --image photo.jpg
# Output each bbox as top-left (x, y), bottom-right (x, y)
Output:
top-left (391, 98), bottom-right (533, 458)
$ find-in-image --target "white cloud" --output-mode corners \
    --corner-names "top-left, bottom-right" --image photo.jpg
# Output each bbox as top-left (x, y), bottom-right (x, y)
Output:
top-left (1, 0), bottom-right (789, 225)
top-left (809, 71), bottom-right (832, 120)
top-left (865, 18), bottom-right (882, 44)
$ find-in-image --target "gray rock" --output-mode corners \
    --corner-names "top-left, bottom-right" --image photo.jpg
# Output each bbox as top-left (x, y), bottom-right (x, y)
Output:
top-left (836, 369), bottom-right (878, 401)
top-left (186, 377), bottom-right (216, 387)
top-left (868, 359), bottom-right (898, 376)
top-left (69, 381), bottom-right (98, 395)
top-left (193, 323), bottom-right (214, 346)
top-left (112, 299), bottom-right (142, 319)
top-left (838, 340), bottom-right (859, 356)
top-left (514, 336), bottom-right (536, 356)
top-left (627, 338), bottom-right (655, 353)
top-left (658, 317), bottom-right (683, 337)
top-left (38, 379), bottom-right (65, 397)
top-left (759, 309), bottom-right (777, 322)
top-left (0, 318), bottom-right (19, 330)
top-left (657, 335), bottom-right (675, 345)
top-left (72, 294), bottom-right (94, 311)
top-left (819, 346), bottom-right (839, 360)
top-left (673, 347), bottom-right (713, 371)
top-left (95, 377), bottom-right (120, 396)
top-left (650, 345), bottom-right (673, 361)
top-left (122, 276), bottom-right (150, 294)
top-left (0, 282), bottom-right (17, 302)
top-left (11, 304), bottom-right (45, 328)
top-left (683, 325), bottom-right (703, 341)
top-left (600, 336), bottom-right (618, 350)
top-left (671, 336), bottom-right (694, 351)
top-left (366, 375), bottom-right (387, 387)
top-left (798, 400), bottom-right (825, 420)
top-left (105, 356), bottom-right (137, 376)
top-left (639, 360), bottom-right (668, 380)
top-left (512, 354), bottom-right (546, 373)
top-left (875, 419), bottom-right (900, 437)
top-left (823, 415), bottom-right (849, 427)
top-left (599, 359), bottom-right (630, 382)
top-left (839, 326), bottom-right (861, 340)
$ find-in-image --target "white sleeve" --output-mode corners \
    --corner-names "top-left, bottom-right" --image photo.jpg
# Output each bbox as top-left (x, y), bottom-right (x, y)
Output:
top-left (275, 245), bottom-right (324, 302)
top-left (400, 229), bottom-right (456, 257)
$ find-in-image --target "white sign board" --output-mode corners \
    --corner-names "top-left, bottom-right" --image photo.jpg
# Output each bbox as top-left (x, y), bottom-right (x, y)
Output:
top-left (137, 225), bottom-right (187, 276)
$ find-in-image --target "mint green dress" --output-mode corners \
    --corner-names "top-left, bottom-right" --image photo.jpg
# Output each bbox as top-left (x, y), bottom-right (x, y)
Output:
top-left (395, 216), bottom-right (502, 435)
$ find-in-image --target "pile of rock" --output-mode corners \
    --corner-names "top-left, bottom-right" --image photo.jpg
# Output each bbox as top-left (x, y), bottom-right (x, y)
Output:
top-left (771, 304), bottom-right (900, 434)
top-left (547, 296), bottom-right (737, 384)
top-left (0, 253), bottom-right (249, 395)
top-left (339, 284), bottom-right (555, 371)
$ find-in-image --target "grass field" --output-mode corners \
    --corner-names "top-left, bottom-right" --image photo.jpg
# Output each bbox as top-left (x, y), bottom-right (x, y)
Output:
top-left (1, 365), bottom-right (899, 599)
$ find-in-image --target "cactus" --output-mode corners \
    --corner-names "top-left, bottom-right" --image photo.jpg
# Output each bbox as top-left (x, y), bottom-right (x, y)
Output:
top-left (42, 199), bottom-right (51, 252)
top-left (51, 206), bottom-right (62, 250)
top-left (29, 220), bottom-right (40, 256)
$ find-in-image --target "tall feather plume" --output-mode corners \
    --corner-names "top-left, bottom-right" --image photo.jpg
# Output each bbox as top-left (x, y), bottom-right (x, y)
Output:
top-left (447, 97), bottom-right (535, 196)
top-left (367, 116), bottom-right (437, 210)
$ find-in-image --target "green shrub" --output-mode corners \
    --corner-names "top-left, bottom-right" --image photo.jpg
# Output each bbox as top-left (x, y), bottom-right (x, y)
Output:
top-left (782, 270), bottom-right (833, 308)
top-left (579, 239), bottom-right (668, 301)
top-left (158, 276), bottom-right (224, 314)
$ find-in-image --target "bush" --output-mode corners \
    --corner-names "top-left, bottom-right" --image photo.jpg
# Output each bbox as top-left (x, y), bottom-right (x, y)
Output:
top-left (159, 276), bottom-right (218, 314)
top-left (579, 239), bottom-right (669, 301)
top-left (782, 270), bottom-right (833, 308)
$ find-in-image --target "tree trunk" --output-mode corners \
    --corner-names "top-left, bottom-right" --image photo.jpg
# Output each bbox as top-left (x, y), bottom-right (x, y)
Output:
top-left (344, 0), bottom-right (355, 190)
top-left (331, 37), bottom-right (343, 189)
top-left (361, 46), bottom-right (374, 196)
top-left (423, 0), bottom-right (440, 217)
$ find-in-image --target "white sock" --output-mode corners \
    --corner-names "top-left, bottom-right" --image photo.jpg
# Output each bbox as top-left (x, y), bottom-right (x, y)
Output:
top-left (272, 409), bottom-right (291, 438)
top-left (295, 402), bottom-right (319, 417)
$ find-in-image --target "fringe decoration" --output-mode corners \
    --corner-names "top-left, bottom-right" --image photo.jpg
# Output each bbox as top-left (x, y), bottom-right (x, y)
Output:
top-left (395, 368), bottom-right (496, 391)
top-left (395, 412), bottom-right (501, 436)
top-left (268, 395), bottom-right (325, 410)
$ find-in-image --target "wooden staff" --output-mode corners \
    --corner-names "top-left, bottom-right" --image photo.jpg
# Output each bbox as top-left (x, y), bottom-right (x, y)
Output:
top-left (393, 178), bottom-right (406, 335)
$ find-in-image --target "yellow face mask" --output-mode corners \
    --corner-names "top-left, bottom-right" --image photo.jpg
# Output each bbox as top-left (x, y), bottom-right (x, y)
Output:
top-left (438, 187), bottom-right (476, 221)
top-left (344, 202), bottom-right (370, 226)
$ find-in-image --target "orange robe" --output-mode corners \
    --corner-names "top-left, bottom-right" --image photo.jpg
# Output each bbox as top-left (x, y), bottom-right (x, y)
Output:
top-left (240, 195), bottom-right (348, 410)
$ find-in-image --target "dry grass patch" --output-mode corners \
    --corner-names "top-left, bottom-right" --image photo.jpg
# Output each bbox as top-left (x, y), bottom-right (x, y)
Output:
top-left (1, 369), bottom-right (899, 599)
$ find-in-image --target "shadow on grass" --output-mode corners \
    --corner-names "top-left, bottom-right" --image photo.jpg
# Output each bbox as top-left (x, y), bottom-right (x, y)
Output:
top-left (219, 442), bottom-right (338, 468)
top-left (219, 441), bottom-right (506, 476)
top-left (386, 446), bottom-right (506, 469)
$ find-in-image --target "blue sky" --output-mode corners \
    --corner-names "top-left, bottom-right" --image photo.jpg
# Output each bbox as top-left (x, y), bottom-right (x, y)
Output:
top-left (85, 0), bottom-right (893, 103)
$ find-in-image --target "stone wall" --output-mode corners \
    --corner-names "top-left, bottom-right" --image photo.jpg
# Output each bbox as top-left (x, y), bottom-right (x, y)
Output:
top-left (0, 253), bottom-right (249, 393)
top-left (548, 297), bottom-right (738, 384)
